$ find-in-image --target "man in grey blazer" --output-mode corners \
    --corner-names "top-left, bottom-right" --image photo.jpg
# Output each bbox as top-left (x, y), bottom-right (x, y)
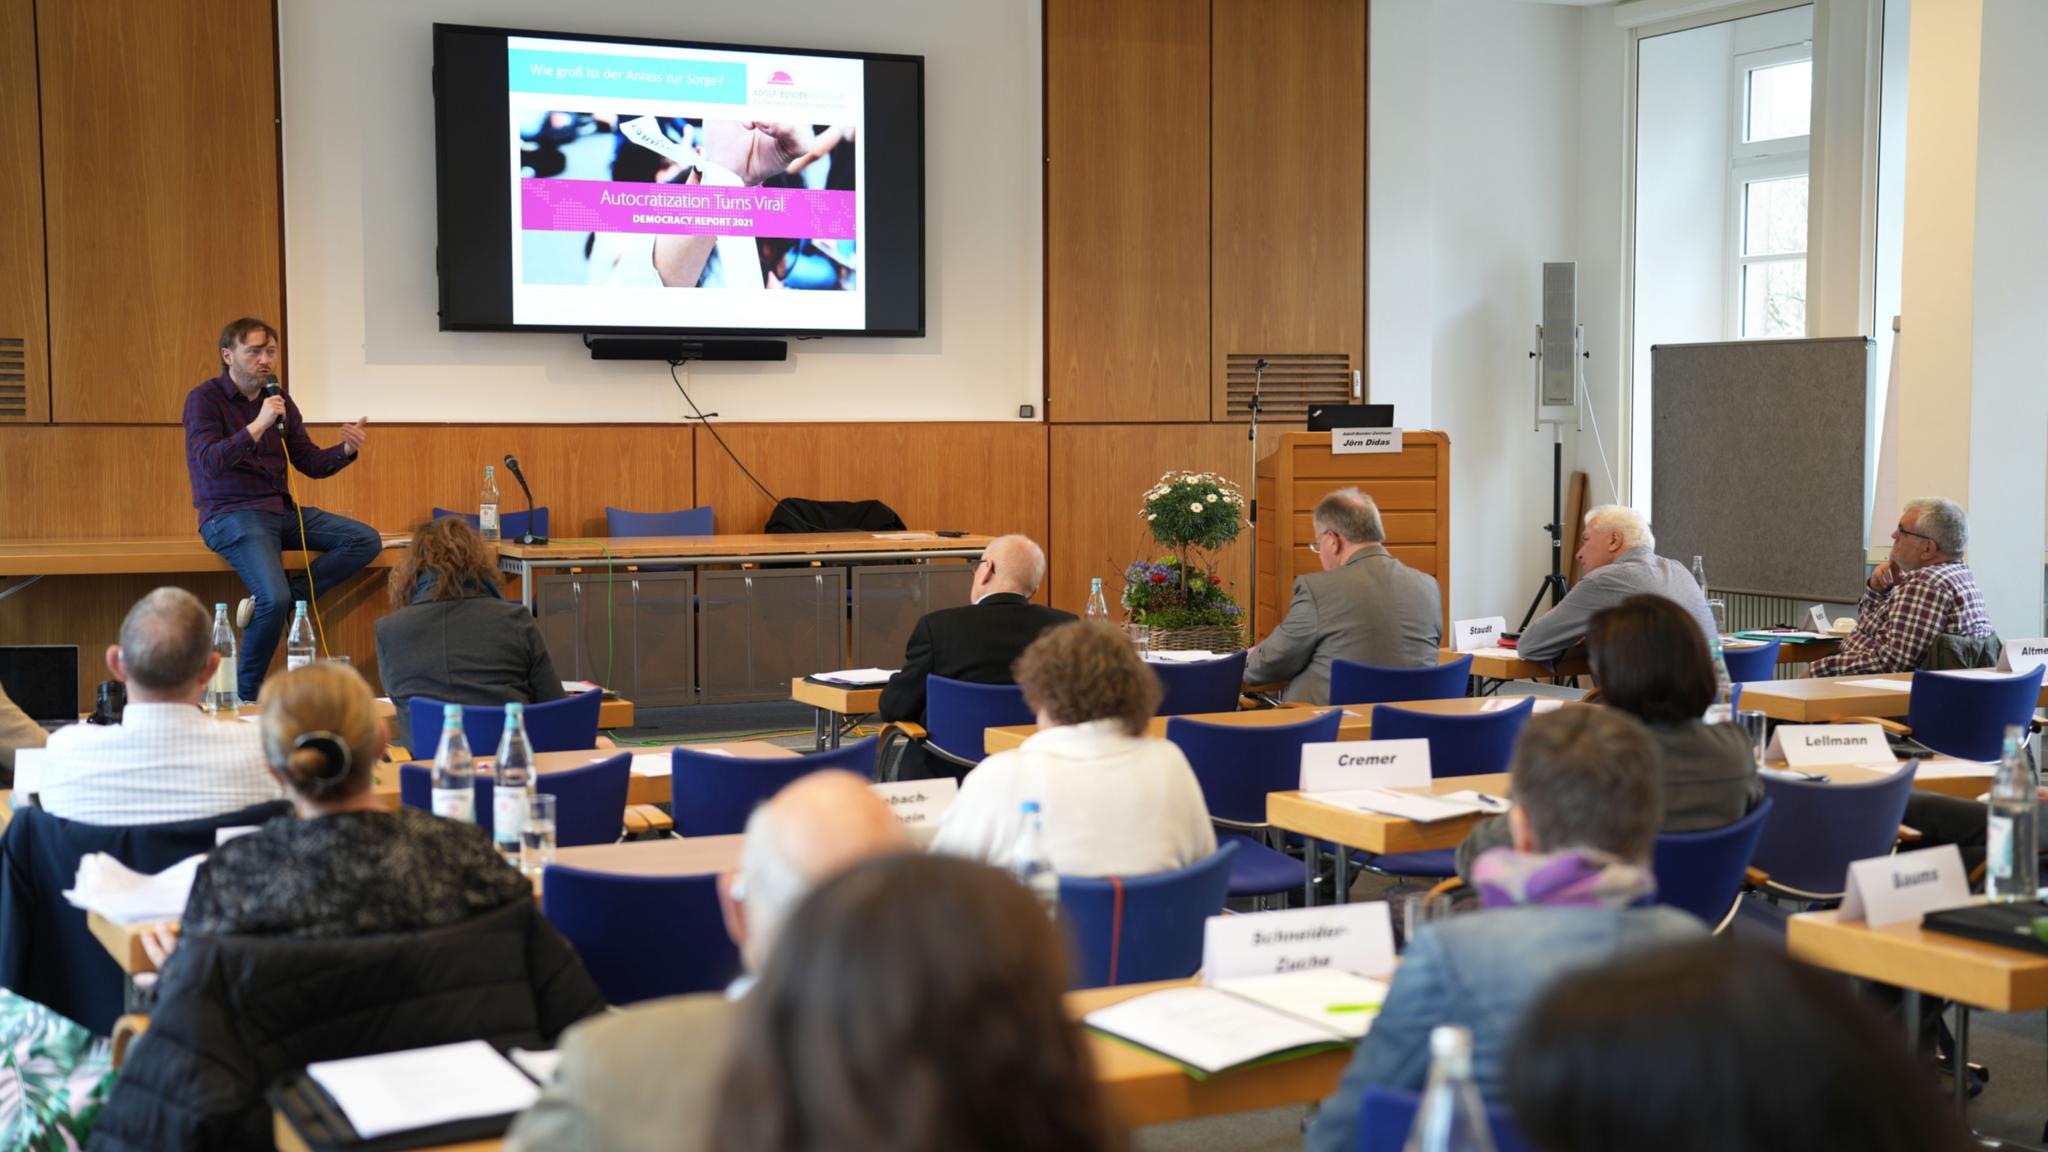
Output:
top-left (1244, 487), bottom-right (1443, 704)
top-left (1517, 504), bottom-right (1721, 669)
top-left (504, 771), bottom-right (910, 1152)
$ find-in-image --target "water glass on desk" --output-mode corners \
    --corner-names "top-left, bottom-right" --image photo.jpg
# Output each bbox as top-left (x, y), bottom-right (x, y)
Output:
top-left (1737, 710), bottom-right (1768, 762)
top-left (1707, 598), bottom-right (1729, 635)
top-left (1399, 891), bottom-right (1456, 951)
top-left (520, 793), bottom-right (557, 876)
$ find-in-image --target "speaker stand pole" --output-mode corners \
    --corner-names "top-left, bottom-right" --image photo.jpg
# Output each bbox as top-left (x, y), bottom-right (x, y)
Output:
top-left (1517, 430), bottom-right (1568, 633)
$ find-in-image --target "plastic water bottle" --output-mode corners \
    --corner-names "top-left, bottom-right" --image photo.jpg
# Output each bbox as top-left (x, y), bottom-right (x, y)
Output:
top-left (1691, 554), bottom-right (1708, 591)
top-left (493, 702), bottom-right (534, 860)
top-left (1010, 801), bottom-right (1059, 918)
top-left (479, 465), bottom-right (501, 542)
top-left (1086, 577), bottom-right (1110, 621)
top-left (1402, 1025), bottom-right (1497, 1152)
top-left (1987, 726), bottom-right (2038, 903)
top-left (430, 705), bottom-right (474, 823)
top-left (208, 603), bottom-right (239, 713)
top-left (285, 601), bottom-right (316, 670)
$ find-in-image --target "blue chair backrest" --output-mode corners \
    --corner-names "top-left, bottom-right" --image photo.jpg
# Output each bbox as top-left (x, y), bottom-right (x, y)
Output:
top-left (1058, 842), bottom-right (1237, 988)
top-left (1357, 1086), bottom-right (1527, 1152)
top-left (670, 736), bottom-right (880, 836)
top-left (1370, 698), bottom-right (1533, 778)
top-left (1330, 653), bottom-right (1472, 706)
top-left (1907, 667), bottom-right (2045, 762)
top-left (408, 690), bottom-right (602, 759)
top-left (1652, 797), bottom-right (1774, 927)
top-left (925, 676), bottom-right (1036, 765)
top-left (1165, 711), bottom-right (1344, 825)
top-left (541, 864), bottom-right (740, 1004)
top-left (1153, 651), bottom-right (1249, 716)
top-left (605, 505), bottom-right (715, 536)
top-left (1720, 637), bottom-right (1781, 686)
top-left (398, 762), bottom-right (499, 841)
top-left (432, 505), bottom-right (550, 540)
top-left (1753, 762), bottom-right (1918, 897)
top-left (536, 753), bottom-right (632, 847)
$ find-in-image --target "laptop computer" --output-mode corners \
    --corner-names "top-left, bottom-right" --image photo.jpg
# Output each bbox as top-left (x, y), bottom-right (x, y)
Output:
top-left (1306, 403), bottom-right (1395, 432)
top-left (0, 645), bottom-right (81, 731)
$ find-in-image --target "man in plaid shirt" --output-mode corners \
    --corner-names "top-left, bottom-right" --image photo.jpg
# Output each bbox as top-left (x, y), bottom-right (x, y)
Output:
top-left (1812, 497), bottom-right (1994, 676)
top-left (184, 318), bottom-right (380, 702)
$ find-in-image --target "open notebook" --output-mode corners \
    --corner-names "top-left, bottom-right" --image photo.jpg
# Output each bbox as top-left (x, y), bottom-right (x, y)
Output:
top-left (1083, 969), bottom-right (1386, 1077)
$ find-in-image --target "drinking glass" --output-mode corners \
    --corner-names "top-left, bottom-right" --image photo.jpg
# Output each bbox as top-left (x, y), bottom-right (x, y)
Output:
top-left (1398, 891), bottom-right (1456, 952)
top-left (1738, 709), bottom-right (1769, 763)
top-left (1707, 598), bottom-right (1729, 636)
top-left (521, 793), bottom-right (558, 876)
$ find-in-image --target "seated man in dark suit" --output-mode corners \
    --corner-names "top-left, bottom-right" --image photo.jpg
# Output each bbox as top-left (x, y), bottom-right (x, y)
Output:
top-left (878, 534), bottom-right (1075, 778)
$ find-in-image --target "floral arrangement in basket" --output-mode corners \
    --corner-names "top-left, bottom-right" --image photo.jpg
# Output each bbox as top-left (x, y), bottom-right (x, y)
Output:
top-left (1121, 471), bottom-right (1247, 638)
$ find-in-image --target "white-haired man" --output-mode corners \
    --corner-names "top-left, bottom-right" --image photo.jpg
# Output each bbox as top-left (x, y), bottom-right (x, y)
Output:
top-left (877, 534), bottom-right (1075, 778)
top-left (1813, 497), bottom-right (1993, 676)
top-left (1516, 505), bottom-right (1720, 667)
top-left (505, 770), bottom-right (910, 1152)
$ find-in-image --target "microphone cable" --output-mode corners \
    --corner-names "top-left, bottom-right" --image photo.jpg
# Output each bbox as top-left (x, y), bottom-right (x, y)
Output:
top-left (267, 385), bottom-right (331, 658)
top-left (667, 360), bottom-right (826, 533)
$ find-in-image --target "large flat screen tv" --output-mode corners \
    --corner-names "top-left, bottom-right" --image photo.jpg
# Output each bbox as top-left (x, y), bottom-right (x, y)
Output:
top-left (432, 23), bottom-right (924, 337)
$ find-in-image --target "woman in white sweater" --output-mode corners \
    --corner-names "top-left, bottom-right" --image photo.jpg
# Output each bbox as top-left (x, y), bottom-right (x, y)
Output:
top-left (930, 621), bottom-right (1217, 876)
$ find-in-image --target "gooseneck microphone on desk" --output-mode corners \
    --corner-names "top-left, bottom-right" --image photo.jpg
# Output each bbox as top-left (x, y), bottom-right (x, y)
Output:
top-left (502, 454), bottom-right (548, 545)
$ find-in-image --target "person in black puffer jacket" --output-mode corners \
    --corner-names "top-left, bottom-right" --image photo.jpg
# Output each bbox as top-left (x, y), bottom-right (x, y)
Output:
top-left (89, 662), bottom-right (604, 1151)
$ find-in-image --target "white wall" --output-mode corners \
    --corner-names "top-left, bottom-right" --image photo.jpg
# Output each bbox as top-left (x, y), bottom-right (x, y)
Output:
top-left (277, 0), bottom-right (1042, 423)
top-left (1370, 0), bottom-right (1592, 624)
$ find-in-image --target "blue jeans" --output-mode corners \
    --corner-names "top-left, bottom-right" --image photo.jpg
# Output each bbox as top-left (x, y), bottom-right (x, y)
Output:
top-left (199, 506), bottom-right (381, 701)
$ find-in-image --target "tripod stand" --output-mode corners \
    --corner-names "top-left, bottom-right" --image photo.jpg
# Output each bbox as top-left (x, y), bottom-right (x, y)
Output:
top-left (1517, 324), bottom-right (1587, 633)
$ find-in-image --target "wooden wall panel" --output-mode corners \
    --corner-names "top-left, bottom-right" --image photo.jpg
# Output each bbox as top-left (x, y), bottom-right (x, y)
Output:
top-left (692, 424), bottom-right (1049, 544)
top-left (1048, 424), bottom-right (1252, 619)
top-left (1210, 0), bottom-right (1366, 420)
top-left (39, 0), bottom-right (282, 424)
top-left (0, 0), bottom-right (47, 423)
top-left (1045, 0), bottom-right (1211, 424)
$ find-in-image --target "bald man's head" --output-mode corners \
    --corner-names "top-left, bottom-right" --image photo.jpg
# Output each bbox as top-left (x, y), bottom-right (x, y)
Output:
top-left (724, 770), bottom-right (911, 971)
top-left (974, 534), bottom-right (1048, 600)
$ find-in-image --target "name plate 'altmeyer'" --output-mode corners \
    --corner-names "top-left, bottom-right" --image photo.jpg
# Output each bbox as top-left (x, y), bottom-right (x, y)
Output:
top-left (2000, 640), bottom-right (2048, 676)
top-left (868, 779), bottom-right (958, 830)
top-left (1765, 724), bottom-right (1892, 768)
top-left (1203, 902), bottom-right (1396, 980)
top-left (1840, 845), bottom-right (1970, 928)
top-left (1299, 739), bottom-right (1431, 793)
top-left (1331, 427), bottom-right (1400, 455)
top-left (1453, 616), bottom-right (1508, 654)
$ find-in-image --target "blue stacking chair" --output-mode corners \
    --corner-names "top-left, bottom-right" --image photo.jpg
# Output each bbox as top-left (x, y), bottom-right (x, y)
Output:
top-left (1165, 711), bottom-right (1344, 900)
top-left (1894, 667), bottom-right (2046, 762)
top-left (408, 690), bottom-right (603, 760)
top-left (1720, 636), bottom-right (1781, 686)
top-left (1329, 653), bottom-right (1473, 707)
top-left (670, 737), bottom-right (880, 836)
top-left (604, 505), bottom-right (715, 536)
top-left (1651, 798), bottom-right (1773, 933)
top-left (1357, 1086), bottom-right (1528, 1152)
top-left (399, 753), bottom-right (631, 846)
top-left (881, 676), bottom-right (1036, 781)
top-left (541, 865), bottom-right (740, 1004)
top-left (1356, 697), bottom-right (1535, 879)
top-left (1152, 651), bottom-right (1249, 716)
top-left (1058, 842), bottom-right (1237, 988)
top-left (1751, 762), bottom-right (1918, 903)
top-left (400, 763), bottom-right (499, 841)
top-left (432, 505), bottom-right (549, 541)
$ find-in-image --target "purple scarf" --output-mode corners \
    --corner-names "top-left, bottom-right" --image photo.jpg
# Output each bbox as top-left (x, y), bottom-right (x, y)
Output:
top-left (1470, 846), bottom-right (1656, 910)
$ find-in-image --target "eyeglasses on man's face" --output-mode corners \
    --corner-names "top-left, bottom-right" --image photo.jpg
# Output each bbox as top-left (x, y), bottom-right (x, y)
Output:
top-left (1895, 522), bottom-right (1936, 545)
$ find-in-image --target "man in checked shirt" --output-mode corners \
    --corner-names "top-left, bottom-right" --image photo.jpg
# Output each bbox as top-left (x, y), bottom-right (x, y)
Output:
top-left (1811, 497), bottom-right (1995, 676)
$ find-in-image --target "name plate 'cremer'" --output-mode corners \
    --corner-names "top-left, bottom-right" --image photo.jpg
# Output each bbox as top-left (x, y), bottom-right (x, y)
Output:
top-left (1203, 902), bottom-right (1396, 981)
top-left (1299, 738), bottom-right (1431, 793)
top-left (1331, 427), bottom-right (1400, 455)
top-left (1765, 724), bottom-right (1892, 768)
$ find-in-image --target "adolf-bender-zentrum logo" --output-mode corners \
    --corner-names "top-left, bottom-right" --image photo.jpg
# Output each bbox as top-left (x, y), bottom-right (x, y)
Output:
top-left (765, 70), bottom-right (795, 85)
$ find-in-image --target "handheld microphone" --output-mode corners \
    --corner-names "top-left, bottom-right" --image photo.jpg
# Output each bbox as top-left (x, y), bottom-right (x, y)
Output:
top-left (502, 454), bottom-right (548, 546)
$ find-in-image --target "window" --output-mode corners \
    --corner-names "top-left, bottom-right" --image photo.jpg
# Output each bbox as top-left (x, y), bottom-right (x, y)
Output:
top-left (1730, 47), bottom-right (1811, 338)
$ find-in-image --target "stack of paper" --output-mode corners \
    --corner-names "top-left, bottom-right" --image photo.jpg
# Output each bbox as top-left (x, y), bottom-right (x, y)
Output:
top-left (63, 853), bottom-right (206, 924)
top-left (812, 668), bottom-right (897, 686)
top-left (1084, 970), bottom-right (1385, 1075)
top-left (1143, 650), bottom-right (1222, 664)
top-left (305, 1041), bottom-right (540, 1140)
top-left (1312, 788), bottom-right (1492, 823)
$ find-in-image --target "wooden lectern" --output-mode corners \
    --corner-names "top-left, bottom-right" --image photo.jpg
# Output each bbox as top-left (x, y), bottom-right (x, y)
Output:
top-left (1252, 431), bottom-right (1452, 642)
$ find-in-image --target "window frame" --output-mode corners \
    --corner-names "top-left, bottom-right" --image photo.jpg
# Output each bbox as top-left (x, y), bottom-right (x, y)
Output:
top-left (1727, 42), bottom-right (1813, 338)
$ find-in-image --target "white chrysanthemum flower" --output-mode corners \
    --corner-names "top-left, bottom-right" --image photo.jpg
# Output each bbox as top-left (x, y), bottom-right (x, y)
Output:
top-left (1206, 493), bottom-right (1219, 504)
top-left (1189, 501), bottom-right (1205, 512)
top-left (1144, 513), bottom-right (1156, 521)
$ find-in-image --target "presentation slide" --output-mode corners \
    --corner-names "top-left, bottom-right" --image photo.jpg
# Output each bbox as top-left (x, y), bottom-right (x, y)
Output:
top-left (507, 35), bottom-right (866, 331)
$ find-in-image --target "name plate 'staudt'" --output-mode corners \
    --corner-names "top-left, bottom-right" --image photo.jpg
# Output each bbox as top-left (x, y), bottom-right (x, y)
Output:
top-left (1765, 724), bottom-right (1892, 768)
top-left (1203, 903), bottom-right (1396, 980)
top-left (1331, 427), bottom-right (1400, 455)
top-left (1840, 845), bottom-right (1970, 928)
top-left (1299, 739), bottom-right (1431, 793)
top-left (1453, 616), bottom-right (1507, 654)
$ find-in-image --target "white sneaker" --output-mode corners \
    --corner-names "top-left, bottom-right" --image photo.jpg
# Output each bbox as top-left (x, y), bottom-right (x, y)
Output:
top-left (236, 597), bottom-right (255, 630)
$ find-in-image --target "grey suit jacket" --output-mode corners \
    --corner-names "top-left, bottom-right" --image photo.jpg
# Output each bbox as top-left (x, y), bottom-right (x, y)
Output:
top-left (504, 992), bottom-right (738, 1152)
top-left (1244, 545), bottom-right (1443, 704)
top-left (1516, 546), bottom-right (1717, 664)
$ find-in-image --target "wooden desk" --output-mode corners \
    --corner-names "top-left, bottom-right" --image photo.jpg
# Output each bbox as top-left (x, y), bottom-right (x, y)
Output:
top-left (790, 678), bottom-right (884, 750)
top-left (371, 741), bottom-right (796, 810)
top-left (1451, 637), bottom-right (1840, 685)
top-left (370, 696), bottom-right (636, 731)
top-left (1736, 672), bottom-right (2048, 723)
top-left (271, 976), bottom-right (1345, 1150)
top-left (983, 698), bottom-right (1564, 756)
top-left (497, 532), bottom-right (991, 610)
top-left (0, 537), bottom-right (404, 581)
top-left (1266, 777), bottom-right (1510, 906)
